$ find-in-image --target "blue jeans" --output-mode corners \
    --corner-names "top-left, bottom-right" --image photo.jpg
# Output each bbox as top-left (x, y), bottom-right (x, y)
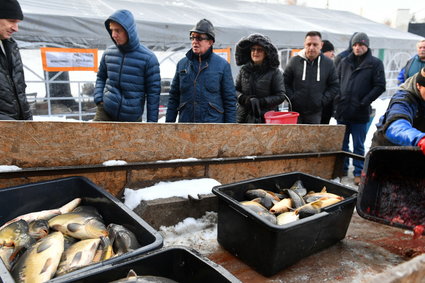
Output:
top-left (337, 121), bottom-right (367, 177)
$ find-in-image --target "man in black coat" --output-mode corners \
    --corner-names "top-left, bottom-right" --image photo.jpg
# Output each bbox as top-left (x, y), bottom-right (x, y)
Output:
top-left (335, 32), bottom-right (386, 185)
top-left (284, 31), bottom-right (339, 124)
top-left (0, 0), bottom-right (32, 120)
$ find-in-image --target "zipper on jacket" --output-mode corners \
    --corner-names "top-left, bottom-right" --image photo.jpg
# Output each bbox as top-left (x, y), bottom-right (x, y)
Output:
top-left (117, 54), bottom-right (125, 120)
top-left (192, 54), bottom-right (208, 121)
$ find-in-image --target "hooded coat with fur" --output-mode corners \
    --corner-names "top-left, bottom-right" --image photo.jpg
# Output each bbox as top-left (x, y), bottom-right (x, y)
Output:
top-left (94, 10), bottom-right (161, 122)
top-left (235, 34), bottom-right (286, 123)
top-left (372, 72), bottom-right (425, 146)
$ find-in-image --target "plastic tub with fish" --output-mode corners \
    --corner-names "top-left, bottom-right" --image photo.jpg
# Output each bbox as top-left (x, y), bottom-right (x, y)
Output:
top-left (0, 176), bottom-right (163, 283)
top-left (212, 171), bottom-right (357, 276)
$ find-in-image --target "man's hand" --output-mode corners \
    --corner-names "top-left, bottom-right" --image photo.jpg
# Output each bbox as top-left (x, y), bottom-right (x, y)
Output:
top-left (418, 137), bottom-right (425, 155)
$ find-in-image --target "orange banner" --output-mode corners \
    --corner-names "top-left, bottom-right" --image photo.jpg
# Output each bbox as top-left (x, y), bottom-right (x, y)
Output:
top-left (214, 48), bottom-right (231, 63)
top-left (40, 47), bottom-right (98, 72)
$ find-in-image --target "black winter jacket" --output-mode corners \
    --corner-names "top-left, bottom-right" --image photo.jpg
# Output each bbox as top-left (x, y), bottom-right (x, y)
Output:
top-left (0, 38), bottom-right (32, 120)
top-left (335, 49), bottom-right (386, 123)
top-left (235, 34), bottom-right (286, 123)
top-left (283, 50), bottom-right (339, 116)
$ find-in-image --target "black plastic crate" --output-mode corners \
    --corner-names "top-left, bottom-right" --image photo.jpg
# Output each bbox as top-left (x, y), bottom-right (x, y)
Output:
top-left (357, 146), bottom-right (425, 231)
top-left (0, 176), bottom-right (163, 283)
top-left (60, 246), bottom-right (240, 283)
top-left (212, 172), bottom-right (357, 276)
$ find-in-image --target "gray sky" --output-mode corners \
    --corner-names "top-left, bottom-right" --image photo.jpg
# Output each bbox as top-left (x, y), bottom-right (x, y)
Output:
top-left (299, 0), bottom-right (425, 24)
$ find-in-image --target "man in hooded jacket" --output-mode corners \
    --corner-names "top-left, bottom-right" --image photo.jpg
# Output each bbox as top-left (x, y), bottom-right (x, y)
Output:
top-left (283, 31), bottom-right (339, 124)
top-left (0, 0), bottom-right (32, 120)
top-left (372, 67), bottom-right (425, 154)
top-left (165, 19), bottom-right (236, 123)
top-left (94, 10), bottom-right (161, 122)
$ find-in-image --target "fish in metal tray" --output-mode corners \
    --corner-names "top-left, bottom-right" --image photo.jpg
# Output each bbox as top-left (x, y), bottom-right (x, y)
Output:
top-left (109, 269), bottom-right (178, 283)
top-left (107, 224), bottom-right (140, 256)
top-left (0, 198), bottom-right (81, 230)
top-left (11, 231), bottom-right (64, 283)
top-left (55, 238), bottom-right (100, 276)
top-left (48, 206), bottom-right (108, 240)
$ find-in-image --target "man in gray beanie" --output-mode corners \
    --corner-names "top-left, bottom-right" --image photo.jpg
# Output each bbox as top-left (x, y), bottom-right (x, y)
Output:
top-left (0, 0), bottom-right (32, 120)
top-left (334, 32), bottom-right (386, 185)
top-left (166, 19), bottom-right (236, 123)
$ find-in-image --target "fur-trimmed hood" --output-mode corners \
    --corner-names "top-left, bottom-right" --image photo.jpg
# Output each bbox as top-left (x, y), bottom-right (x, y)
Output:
top-left (235, 33), bottom-right (280, 68)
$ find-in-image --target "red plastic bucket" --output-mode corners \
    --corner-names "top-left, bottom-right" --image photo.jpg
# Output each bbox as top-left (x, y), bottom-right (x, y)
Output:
top-left (264, 111), bottom-right (299, 124)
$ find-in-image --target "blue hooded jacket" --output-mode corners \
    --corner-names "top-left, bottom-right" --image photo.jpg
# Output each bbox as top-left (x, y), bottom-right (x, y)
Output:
top-left (373, 72), bottom-right (425, 146)
top-left (94, 10), bottom-right (161, 122)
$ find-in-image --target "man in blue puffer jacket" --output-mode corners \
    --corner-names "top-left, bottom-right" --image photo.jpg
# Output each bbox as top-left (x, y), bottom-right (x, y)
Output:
top-left (165, 19), bottom-right (237, 123)
top-left (372, 67), bottom-right (425, 154)
top-left (94, 10), bottom-right (161, 122)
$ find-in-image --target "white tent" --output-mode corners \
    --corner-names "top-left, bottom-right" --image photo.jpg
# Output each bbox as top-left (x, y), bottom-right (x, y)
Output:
top-left (17, 0), bottom-right (423, 51)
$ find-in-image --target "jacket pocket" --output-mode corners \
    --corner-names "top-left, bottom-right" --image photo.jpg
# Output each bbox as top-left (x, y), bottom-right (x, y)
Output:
top-left (205, 102), bottom-right (224, 122)
top-left (205, 74), bottom-right (220, 93)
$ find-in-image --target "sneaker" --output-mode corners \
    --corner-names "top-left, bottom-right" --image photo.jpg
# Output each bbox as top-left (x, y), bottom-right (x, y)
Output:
top-left (354, 176), bottom-right (361, 186)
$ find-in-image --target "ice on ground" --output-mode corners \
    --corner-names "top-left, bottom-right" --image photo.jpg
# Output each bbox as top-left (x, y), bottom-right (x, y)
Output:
top-left (123, 178), bottom-right (221, 210)
top-left (160, 211), bottom-right (219, 255)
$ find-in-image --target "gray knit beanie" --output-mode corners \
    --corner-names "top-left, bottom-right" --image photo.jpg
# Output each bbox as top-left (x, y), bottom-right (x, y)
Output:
top-left (351, 32), bottom-right (369, 47)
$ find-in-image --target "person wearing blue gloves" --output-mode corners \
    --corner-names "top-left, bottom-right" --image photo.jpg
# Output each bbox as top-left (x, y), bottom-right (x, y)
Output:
top-left (372, 67), bottom-right (425, 154)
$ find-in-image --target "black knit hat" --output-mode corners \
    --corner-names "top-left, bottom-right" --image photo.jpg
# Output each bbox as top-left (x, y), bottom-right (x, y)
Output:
top-left (352, 32), bottom-right (369, 47)
top-left (321, 40), bottom-right (334, 53)
top-left (190, 19), bottom-right (215, 42)
top-left (0, 0), bottom-right (24, 20)
top-left (417, 67), bottom-right (425, 87)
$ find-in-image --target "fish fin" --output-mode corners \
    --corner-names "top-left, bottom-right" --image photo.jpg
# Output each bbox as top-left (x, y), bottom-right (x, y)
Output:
top-left (40, 258), bottom-right (52, 274)
top-left (127, 269), bottom-right (138, 278)
top-left (71, 251), bottom-right (83, 266)
top-left (321, 186), bottom-right (327, 192)
top-left (67, 223), bottom-right (83, 233)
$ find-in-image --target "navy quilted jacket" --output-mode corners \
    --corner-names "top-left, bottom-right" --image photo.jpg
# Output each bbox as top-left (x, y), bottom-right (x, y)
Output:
top-left (94, 10), bottom-right (161, 122)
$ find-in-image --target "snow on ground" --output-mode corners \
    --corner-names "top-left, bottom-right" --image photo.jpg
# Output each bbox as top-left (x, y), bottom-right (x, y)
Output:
top-left (103, 160), bottom-right (127, 166)
top-left (123, 178), bottom-right (221, 210)
top-left (0, 165), bottom-right (22, 172)
top-left (159, 211), bottom-right (219, 255)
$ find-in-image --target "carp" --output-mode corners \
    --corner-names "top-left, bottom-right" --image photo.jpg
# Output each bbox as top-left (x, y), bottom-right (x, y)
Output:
top-left (11, 231), bottom-right (64, 283)
top-left (28, 220), bottom-right (49, 240)
top-left (289, 180), bottom-right (307, 197)
top-left (269, 198), bottom-right (292, 214)
top-left (109, 269), bottom-right (178, 283)
top-left (304, 187), bottom-right (343, 203)
top-left (276, 211), bottom-right (299, 226)
top-left (295, 196), bottom-right (342, 218)
top-left (107, 224), bottom-right (140, 255)
top-left (245, 189), bottom-right (280, 209)
top-left (285, 189), bottom-right (306, 208)
top-left (92, 236), bottom-right (113, 262)
top-left (55, 238), bottom-right (100, 276)
top-left (0, 198), bottom-right (81, 230)
top-left (48, 207), bottom-right (108, 240)
top-left (0, 220), bottom-right (34, 265)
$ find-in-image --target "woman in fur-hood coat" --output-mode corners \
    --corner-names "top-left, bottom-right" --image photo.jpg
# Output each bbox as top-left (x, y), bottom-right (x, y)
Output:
top-left (235, 34), bottom-right (287, 123)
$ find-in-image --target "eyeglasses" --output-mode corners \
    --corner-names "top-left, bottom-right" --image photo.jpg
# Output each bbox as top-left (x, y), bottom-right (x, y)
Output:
top-left (190, 36), bottom-right (209, 42)
top-left (251, 47), bottom-right (264, 53)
